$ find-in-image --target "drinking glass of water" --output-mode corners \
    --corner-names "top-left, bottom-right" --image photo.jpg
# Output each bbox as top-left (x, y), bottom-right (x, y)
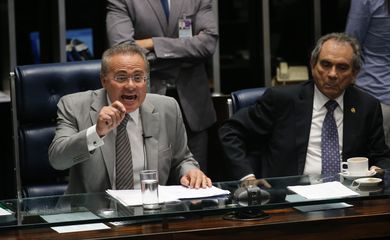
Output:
top-left (140, 170), bottom-right (160, 209)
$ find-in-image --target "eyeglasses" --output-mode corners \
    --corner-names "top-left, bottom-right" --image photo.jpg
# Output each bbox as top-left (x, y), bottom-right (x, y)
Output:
top-left (113, 74), bottom-right (147, 84)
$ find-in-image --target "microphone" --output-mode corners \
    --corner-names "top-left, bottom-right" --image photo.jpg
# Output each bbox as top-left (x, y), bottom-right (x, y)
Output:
top-left (142, 134), bottom-right (152, 139)
top-left (233, 186), bottom-right (270, 206)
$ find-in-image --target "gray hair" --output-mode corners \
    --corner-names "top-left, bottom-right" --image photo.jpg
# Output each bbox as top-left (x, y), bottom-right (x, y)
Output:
top-left (310, 32), bottom-right (362, 73)
top-left (100, 43), bottom-right (150, 78)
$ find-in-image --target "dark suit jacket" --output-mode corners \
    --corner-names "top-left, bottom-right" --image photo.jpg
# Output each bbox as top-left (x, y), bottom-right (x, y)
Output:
top-left (106, 0), bottom-right (218, 132)
top-left (219, 80), bottom-right (390, 179)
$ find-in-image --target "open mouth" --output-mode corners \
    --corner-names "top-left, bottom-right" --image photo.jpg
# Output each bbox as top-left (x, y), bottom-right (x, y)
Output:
top-left (121, 94), bottom-right (137, 101)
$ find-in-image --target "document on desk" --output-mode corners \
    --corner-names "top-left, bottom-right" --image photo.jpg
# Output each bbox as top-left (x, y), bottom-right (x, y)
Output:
top-left (41, 212), bottom-right (110, 233)
top-left (106, 185), bottom-right (230, 207)
top-left (287, 181), bottom-right (359, 200)
top-left (0, 207), bottom-right (12, 216)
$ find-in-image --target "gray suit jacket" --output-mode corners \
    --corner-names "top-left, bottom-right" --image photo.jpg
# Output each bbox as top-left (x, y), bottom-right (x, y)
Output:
top-left (106, 0), bottom-right (218, 132)
top-left (49, 89), bottom-right (199, 194)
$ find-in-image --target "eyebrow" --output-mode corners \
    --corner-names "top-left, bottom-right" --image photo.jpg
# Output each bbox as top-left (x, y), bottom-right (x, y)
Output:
top-left (132, 70), bottom-right (145, 74)
top-left (320, 59), bottom-right (350, 65)
top-left (114, 70), bottom-right (128, 75)
top-left (114, 69), bottom-right (145, 75)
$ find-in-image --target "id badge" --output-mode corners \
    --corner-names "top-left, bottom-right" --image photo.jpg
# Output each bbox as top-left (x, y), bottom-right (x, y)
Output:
top-left (178, 17), bottom-right (192, 38)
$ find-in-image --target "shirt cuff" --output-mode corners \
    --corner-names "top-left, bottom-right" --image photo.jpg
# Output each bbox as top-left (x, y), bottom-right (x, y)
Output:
top-left (86, 125), bottom-right (104, 152)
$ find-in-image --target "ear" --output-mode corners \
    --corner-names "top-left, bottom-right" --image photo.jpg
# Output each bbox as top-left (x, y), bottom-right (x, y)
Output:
top-left (309, 59), bottom-right (316, 71)
top-left (310, 62), bottom-right (316, 75)
top-left (350, 70), bottom-right (359, 83)
top-left (100, 74), bottom-right (106, 87)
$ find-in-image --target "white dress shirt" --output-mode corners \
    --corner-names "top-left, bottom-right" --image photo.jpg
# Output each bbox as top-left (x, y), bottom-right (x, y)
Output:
top-left (86, 98), bottom-right (145, 189)
top-left (304, 86), bottom-right (344, 175)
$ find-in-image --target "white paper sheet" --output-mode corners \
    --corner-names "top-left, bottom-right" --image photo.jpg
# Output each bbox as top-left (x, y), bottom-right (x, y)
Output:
top-left (0, 207), bottom-right (12, 216)
top-left (106, 189), bottom-right (178, 207)
top-left (106, 185), bottom-right (230, 207)
top-left (41, 211), bottom-right (100, 223)
top-left (293, 202), bottom-right (353, 212)
top-left (159, 185), bottom-right (230, 199)
top-left (41, 211), bottom-right (110, 233)
top-left (51, 223), bottom-right (110, 233)
top-left (287, 181), bottom-right (359, 200)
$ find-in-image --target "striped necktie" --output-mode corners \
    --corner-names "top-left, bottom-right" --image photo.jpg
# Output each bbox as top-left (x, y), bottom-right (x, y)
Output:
top-left (116, 114), bottom-right (134, 189)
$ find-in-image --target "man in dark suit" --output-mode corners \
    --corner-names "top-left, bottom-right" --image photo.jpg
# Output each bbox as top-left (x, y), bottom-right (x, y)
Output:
top-left (49, 44), bottom-right (211, 194)
top-left (219, 32), bottom-right (390, 181)
top-left (106, 0), bottom-right (219, 172)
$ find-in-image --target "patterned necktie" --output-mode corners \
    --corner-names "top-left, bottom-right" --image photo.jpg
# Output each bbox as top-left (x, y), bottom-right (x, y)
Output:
top-left (160, 0), bottom-right (170, 21)
top-left (321, 100), bottom-right (340, 178)
top-left (116, 114), bottom-right (134, 189)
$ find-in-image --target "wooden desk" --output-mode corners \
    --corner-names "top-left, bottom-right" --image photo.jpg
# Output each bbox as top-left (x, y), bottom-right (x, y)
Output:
top-left (1, 198), bottom-right (390, 239)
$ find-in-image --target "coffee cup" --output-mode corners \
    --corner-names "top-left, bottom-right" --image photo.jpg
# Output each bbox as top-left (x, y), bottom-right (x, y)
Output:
top-left (341, 157), bottom-right (369, 176)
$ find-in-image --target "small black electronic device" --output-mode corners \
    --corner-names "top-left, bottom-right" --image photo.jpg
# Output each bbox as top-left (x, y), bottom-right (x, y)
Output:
top-left (233, 186), bottom-right (270, 206)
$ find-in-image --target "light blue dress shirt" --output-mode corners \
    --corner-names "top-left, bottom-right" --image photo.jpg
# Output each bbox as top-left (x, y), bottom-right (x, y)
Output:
top-left (345, 0), bottom-right (390, 104)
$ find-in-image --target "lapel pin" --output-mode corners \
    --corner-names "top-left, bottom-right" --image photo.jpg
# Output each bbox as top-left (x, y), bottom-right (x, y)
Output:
top-left (351, 107), bottom-right (356, 113)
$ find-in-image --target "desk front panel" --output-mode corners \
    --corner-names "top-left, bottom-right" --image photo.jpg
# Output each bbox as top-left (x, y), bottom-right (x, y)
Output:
top-left (1, 198), bottom-right (390, 239)
top-left (1, 172), bottom-right (390, 237)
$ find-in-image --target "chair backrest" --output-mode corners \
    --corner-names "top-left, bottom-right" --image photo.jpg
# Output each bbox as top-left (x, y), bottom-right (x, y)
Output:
top-left (226, 87), bottom-right (267, 178)
top-left (11, 60), bottom-right (102, 198)
top-left (229, 87), bottom-right (266, 116)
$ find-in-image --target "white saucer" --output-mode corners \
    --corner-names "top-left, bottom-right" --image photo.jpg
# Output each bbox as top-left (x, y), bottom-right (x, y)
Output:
top-left (339, 170), bottom-right (376, 180)
top-left (353, 177), bottom-right (382, 187)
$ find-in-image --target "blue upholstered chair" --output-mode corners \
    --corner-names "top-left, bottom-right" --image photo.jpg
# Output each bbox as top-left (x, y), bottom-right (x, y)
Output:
top-left (225, 87), bottom-right (267, 178)
top-left (228, 87), bottom-right (266, 116)
top-left (11, 60), bottom-right (102, 197)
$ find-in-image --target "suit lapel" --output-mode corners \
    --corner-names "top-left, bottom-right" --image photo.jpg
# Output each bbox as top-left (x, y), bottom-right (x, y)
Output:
top-left (295, 81), bottom-right (315, 174)
top-left (342, 87), bottom-right (359, 160)
top-left (90, 89), bottom-right (116, 186)
top-left (168, 0), bottom-right (184, 35)
top-left (146, 0), bottom-right (169, 34)
top-left (140, 97), bottom-right (160, 171)
top-left (90, 90), bottom-right (104, 125)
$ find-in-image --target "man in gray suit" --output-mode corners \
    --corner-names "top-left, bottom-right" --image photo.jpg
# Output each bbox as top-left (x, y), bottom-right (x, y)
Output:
top-left (106, 0), bottom-right (219, 172)
top-left (49, 43), bottom-right (211, 194)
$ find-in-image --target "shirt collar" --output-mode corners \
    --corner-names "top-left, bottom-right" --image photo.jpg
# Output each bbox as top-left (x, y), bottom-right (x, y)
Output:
top-left (129, 109), bottom-right (140, 125)
top-left (313, 85), bottom-right (344, 111)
